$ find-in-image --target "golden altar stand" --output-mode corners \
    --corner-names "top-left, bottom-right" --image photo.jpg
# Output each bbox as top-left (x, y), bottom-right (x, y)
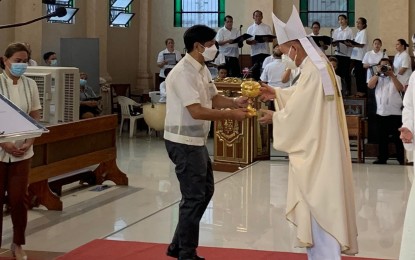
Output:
top-left (213, 82), bottom-right (270, 172)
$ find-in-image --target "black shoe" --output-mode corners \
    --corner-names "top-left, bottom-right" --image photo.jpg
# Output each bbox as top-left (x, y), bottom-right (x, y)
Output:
top-left (178, 256), bottom-right (205, 260)
top-left (167, 243), bottom-right (205, 260)
top-left (373, 160), bottom-right (387, 164)
top-left (166, 244), bottom-right (180, 258)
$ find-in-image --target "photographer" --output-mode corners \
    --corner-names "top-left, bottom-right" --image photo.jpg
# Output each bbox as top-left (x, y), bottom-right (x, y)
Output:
top-left (368, 58), bottom-right (405, 164)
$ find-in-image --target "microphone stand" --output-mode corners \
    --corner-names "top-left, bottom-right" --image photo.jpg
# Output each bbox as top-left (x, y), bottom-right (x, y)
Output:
top-left (239, 25), bottom-right (243, 76)
top-left (0, 8), bottom-right (67, 29)
top-left (330, 29), bottom-right (334, 56)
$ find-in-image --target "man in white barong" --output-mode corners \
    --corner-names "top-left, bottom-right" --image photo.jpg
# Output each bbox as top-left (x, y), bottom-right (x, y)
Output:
top-left (398, 33), bottom-right (415, 260)
top-left (258, 7), bottom-right (358, 259)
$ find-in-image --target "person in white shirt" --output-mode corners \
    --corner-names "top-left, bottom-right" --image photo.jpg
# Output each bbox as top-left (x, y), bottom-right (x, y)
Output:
top-left (332, 14), bottom-right (353, 95)
top-left (246, 10), bottom-right (274, 81)
top-left (362, 38), bottom-right (388, 143)
top-left (367, 58), bottom-right (405, 165)
top-left (363, 38), bottom-right (388, 82)
top-left (216, 15), bottom-right (242, 77)
top-left (309, 21), bottom-right (328, 52)
top-left (398, 34), bottom-right (415, 260)
top-left (164, 25), bottom-right (249, 260)
top-left (159, 68), bottom-right (172, 103)
top-left (157, 38), bottom-right (182, 83)
top-left (0, 42), bottom-right (42, 260)
top-left (349, 17), bottom-right (368, 97)
top-left (261, 54), bottom-right (275, 71)
top-left (393, 39), bottom-right (412, 86)
top-left (260, 44), bottom-right (290, 88)
top-left (23, 43), bottom-right (37, 66)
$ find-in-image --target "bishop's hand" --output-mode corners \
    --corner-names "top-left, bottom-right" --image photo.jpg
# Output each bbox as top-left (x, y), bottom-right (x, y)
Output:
top-left (399, 127), bottom-right (413, 143)
top-left (259, 83), bottom-right (276, 102)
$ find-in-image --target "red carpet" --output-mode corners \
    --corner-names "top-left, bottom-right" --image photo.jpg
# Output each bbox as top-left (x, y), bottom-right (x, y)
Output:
top-left (57, 239), bottom-right (390, 260)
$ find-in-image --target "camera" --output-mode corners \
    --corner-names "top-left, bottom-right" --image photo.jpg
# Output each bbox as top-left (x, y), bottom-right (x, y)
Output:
top-left (380, 65), bottom-right (391, 73)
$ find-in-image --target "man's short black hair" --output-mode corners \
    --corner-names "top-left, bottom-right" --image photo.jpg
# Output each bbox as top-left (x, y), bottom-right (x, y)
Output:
top-left (43, 51), bottom-right (56, 62)
top-left (224, 15), bottom-right (233, 22)
top-left (183, 25), bottom-right (217, 52)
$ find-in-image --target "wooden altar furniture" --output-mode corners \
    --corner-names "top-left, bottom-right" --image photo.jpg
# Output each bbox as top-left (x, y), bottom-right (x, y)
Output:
top-left (344, 97), bottom-right (366, 163)
top-left (29, 115), bottom-right (128, 210)
top-left (346, 115), bottom-right (365, 163)
top-left (213, 82), bottom-right (270, 172)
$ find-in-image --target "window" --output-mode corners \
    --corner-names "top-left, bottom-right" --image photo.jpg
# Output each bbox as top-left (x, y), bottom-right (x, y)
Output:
top-left (299, 0), bottom-right (355, 28)
top-left (109, 0), bottom-right (135, 27)
top-left (174, 0), bottom-right (225, 28)
top-left (47, 0), bottom-right (77, 24)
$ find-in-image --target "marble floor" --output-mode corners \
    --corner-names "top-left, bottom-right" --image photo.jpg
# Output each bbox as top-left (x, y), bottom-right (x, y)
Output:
top-left (0, 131), bottom-right (411, 259)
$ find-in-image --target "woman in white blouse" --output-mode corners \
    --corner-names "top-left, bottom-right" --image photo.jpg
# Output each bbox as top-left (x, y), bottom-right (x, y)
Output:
top-left (332, 14), bottom-right (353, 96)
top-left (393, 39), bottom-right (412, 86)
top-left (349, 17), bottom-right (368, 97)
top-left (0, 42), bottom-right (41, 260)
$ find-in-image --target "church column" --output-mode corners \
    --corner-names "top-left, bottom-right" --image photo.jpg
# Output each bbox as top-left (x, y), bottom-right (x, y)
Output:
top-left (14, 0), bottom-right (43, 64)
top-left (135, 0), bottom-right (153, 94)
top-left (85, 0), bottom-right (109, 78)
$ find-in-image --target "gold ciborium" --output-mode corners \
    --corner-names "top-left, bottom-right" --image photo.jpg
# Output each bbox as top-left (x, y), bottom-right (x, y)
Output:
top-left (241, 80), bottom-right (261, 117)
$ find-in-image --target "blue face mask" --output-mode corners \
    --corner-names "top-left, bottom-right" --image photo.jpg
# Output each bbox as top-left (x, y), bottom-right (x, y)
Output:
top-left (80, 79), bottom-right (87, 86)
top-left (9, 63), bottom-right (28, 77)
top-left (50, 59), bottom-right (58, 66)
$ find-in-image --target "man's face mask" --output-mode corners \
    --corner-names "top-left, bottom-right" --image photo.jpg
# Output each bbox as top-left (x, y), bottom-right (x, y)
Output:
top-left (199, 44), bottom-right (218, 62)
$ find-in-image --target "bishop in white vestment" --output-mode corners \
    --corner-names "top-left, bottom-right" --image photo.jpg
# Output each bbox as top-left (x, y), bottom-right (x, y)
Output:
top-left (259, 7), bottom-right (358, 259)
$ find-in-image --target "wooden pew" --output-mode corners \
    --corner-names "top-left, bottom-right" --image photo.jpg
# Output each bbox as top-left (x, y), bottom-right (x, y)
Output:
top-left (29, 114), bottom-right (128, 210)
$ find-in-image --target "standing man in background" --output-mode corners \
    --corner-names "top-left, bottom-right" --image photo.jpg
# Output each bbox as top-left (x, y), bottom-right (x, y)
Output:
top-left (216, 15), bottom-right (242, 77)
top-left (260, 44), bottom-right (290, 88)
top-left (246, 10), bottom-right (273, 80)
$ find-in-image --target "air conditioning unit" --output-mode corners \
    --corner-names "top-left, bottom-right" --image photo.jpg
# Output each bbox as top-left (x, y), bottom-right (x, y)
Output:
top-left (25, 66), bottom-right (80, 123)
top-left (23, 72), bottom-right (52, 123)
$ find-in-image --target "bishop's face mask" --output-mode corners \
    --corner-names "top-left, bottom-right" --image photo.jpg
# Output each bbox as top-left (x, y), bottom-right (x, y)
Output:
top-left (199, 44), bottom-right (218, 62)
top-left (282, 46), bottom-right (298, 70)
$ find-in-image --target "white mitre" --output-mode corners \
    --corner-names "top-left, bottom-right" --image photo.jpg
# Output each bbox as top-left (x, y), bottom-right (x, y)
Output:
top-left (272, 6), bottom-right (336, 96)
top-left (272, 6), bottom-right (306, 44)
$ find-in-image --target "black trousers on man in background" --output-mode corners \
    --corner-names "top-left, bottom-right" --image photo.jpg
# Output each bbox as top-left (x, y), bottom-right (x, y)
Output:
top-left (251, 53), bottom-right (269, 81)
top-left (225, 56), bottom-right (241, 78)
top-left (335, 55), bottom-right (351, 95)
top-left (165, 140), bottom-right (214, 259)
top-left (375, 114), bottom-right (405, 164)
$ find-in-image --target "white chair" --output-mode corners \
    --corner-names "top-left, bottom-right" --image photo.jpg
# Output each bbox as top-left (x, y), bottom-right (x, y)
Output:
top-left (117, 96), bottom-right (144, 138)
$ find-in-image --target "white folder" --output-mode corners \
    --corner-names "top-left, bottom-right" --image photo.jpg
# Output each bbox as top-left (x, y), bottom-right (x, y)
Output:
top-left (0, 94), bottom-right (49, 143)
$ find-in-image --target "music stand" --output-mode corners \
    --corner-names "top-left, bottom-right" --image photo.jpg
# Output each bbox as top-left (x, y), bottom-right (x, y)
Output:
top-left (0, 94), bottom-right (49, 143)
